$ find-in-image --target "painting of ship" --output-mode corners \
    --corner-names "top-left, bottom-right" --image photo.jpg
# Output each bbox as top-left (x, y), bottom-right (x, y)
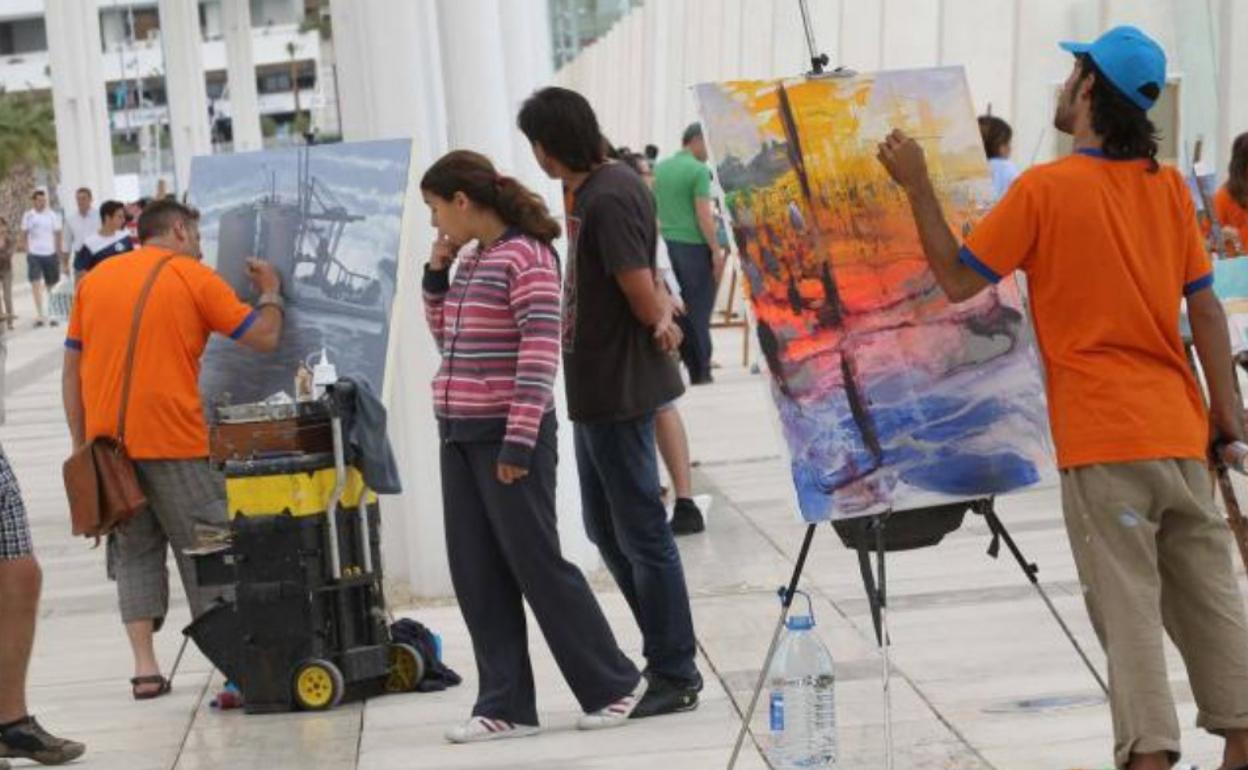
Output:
top-left (189, 139), bottom-right (412, 407)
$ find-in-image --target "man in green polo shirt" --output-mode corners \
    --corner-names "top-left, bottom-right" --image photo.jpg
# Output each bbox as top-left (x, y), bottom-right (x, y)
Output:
top-left (654, 123), bottom-right (722, 385)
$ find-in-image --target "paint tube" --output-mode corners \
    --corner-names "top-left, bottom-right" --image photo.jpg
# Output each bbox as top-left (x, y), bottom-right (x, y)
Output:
top-left (1218, 441), bottom-right (1248, 475)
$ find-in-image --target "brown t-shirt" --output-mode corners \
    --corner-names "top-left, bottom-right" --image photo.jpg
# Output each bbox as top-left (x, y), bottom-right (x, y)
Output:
top-left (563, 162), bottom-right (684, 422)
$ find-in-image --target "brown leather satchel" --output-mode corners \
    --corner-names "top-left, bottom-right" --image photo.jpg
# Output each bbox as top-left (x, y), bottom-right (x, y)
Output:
top-left (64, 254), bottom-right (177, 541)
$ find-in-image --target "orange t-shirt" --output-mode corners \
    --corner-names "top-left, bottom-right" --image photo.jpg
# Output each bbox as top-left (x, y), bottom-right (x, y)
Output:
top-left (1214, 185), bottom-right (1248, 253)
top-left (66, 245), bottom-right (256, 459)
top-left (960, 150), bottom-right (1211, 469)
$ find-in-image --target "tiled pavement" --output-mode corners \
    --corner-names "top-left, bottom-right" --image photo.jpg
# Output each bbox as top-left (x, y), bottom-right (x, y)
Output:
top-left (4, 318), bottom-right (1246, 770)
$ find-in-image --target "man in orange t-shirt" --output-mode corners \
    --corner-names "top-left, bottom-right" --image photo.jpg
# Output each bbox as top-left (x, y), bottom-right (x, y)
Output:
top-left (61, 199), bottom-right (284, 700)
top-left (879, 26), bottom-right (1248, 770)
top-left (1213, 131), bottom-right (1248, 256)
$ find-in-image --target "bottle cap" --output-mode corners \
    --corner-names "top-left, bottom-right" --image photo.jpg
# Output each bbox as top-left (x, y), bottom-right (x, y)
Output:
top-left (786, 615), bottom-right (814, 631)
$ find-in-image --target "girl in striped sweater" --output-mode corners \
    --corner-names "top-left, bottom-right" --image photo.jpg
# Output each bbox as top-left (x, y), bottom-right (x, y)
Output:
top-left (420, 151), bottom-right (646, 743)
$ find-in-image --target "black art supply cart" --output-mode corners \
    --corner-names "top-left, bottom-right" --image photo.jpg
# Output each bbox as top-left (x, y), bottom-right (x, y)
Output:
top-left (187, 386), bottom-right (424, 713)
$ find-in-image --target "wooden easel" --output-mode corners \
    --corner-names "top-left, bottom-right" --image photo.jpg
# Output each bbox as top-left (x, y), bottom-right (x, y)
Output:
top-left (710, 259), bottom-right (751, 367)
top-left (1182, 340), bottom-right (1248, 573)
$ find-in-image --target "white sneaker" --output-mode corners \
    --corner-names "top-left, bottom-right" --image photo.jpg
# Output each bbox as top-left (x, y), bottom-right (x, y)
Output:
top-left (445, 716), bottom-right (539, 744)
top-left (577, 675), bottom-right (649, 730)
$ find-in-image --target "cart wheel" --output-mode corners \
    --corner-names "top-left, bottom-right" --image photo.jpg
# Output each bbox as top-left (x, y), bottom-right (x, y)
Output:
top-left (385, 643), bottom-right (425, 693)
top-left (293, 658), bottom-right (345, 710)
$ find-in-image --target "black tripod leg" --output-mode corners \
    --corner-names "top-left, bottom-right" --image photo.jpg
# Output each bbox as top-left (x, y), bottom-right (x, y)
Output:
top-left (854, 518), bottom-right (882, 645)
top-left (728, 523), bottom-right (819, 770)
top-left (874, 515), bottom-right (895, 770)
top-left (978, 500), bottom-right (1109, 696)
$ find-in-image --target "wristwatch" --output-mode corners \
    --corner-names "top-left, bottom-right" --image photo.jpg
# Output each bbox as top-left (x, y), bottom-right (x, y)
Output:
top-left (256, 291), bottom-right (285, 313)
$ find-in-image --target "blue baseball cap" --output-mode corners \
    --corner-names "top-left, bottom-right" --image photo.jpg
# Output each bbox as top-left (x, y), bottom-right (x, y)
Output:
top-left (1059, 25), bottom-right (1166, 111)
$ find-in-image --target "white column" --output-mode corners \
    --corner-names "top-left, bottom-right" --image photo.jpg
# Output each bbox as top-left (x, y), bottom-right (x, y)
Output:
top-left (942, 0), bottom-right (1017, 119)
top-left (770, 0), bottom-right (807, 76)
top-left (1012, 0), bottom-right (1087, 167)
top-left (1220, 0), bottom-right (1248, 183)
top-left (158, 0), bottom-right (213, 193)
top-left (660, 0), bottom-right (689, 152)
top-left (497, 0), bottom-right (598, 573)
top-left (222, 0), bottom-right (263, 152)
top-left (1100, 0), bottom-right (1177, 55)
top-left (437, 0), bottom-right (514, 168)
top-left (643, 0), bottom-right (670, 146)
top-left (331, 0), bottom-right (451, 600)
top-left (44, 0), bottom-right (115, 203)
top-left (719, 0), bottom-right (746, 80)
top-left (838, 0), bottom-right (883, 72)
top-left (500, 0), bottom-right (554, 175)
top-left (881, 0), bottom-right (940, 69)
top-left (330, 0), bottom-right (447, 147)
top-left (737, 0), bottom-right (773, 80)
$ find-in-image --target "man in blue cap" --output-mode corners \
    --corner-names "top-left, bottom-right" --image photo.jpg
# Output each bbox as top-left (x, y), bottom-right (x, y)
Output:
top-left (878, 26), bottom-right (1248, 770)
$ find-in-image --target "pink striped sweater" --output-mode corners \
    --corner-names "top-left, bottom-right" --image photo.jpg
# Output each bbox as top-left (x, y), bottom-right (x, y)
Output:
top-left (422, 232), bottom-right (561, 467)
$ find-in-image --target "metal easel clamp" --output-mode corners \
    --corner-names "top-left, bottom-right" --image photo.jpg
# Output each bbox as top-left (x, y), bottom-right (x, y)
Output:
top-left (796, 0), bottom-right (856, 80)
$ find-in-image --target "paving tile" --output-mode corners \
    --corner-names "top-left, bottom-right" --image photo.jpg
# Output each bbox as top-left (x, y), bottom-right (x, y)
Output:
top-left (9, 325), bottom-right (1246, 769)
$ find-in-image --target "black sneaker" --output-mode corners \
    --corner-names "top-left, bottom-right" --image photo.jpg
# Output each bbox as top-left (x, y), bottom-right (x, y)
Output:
top-left (630, 672), bottom-right (702, 719)
top-left (671, 498), bottom-right (705, 535)
top-left (0, 716), bottom-right (86, 765)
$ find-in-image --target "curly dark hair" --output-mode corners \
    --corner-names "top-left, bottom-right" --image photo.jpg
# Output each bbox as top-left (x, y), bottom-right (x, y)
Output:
top-left (1077, 54), bottom-right (1161, 172)
top-left (1229, 132), bottom-right (1248, 209)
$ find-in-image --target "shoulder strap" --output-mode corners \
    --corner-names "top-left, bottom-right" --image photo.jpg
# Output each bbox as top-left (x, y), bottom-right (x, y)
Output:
top-left (116, 253), bottom-right (179, 442)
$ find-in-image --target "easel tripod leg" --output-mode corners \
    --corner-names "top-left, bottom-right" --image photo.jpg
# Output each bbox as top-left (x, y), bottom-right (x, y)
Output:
top-left (873, 518), bottom-right (895, 770)
top-left (1214, 465), bottom-right (1248, 573)
top-left (727, 523), bottom-right (818, 770)
top-left (979, 501), bottom-right (1109, 696)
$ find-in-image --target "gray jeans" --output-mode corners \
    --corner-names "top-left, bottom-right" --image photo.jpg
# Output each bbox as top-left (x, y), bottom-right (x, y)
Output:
top-left (115, 459), bottom-right (229, 629)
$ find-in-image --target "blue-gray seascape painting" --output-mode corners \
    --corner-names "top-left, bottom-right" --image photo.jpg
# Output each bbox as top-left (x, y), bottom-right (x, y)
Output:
top-left (189, 139), bottom-right (412, 409)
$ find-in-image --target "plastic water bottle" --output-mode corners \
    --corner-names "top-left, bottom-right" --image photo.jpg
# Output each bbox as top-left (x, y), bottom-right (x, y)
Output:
top-left (312, 347), bottom-right (338, 399)
top-left (764, 592), bottom-right (837, 768)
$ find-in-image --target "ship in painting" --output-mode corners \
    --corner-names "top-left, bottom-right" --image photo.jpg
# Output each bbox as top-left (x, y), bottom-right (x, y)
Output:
top-left (215, 147), bottom-right (386, 322)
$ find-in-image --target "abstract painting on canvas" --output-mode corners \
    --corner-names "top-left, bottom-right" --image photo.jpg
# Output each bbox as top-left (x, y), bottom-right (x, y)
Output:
top-left (695, 67), bottom-right (1054, 522)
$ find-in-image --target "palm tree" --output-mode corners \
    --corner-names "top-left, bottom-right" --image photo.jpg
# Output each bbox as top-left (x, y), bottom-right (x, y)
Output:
top-left (0, 89), bottom-right (56, 225)
top-left (286, 41), bottom-right (303, 126)
top-left (0, 89), bottom-right (56, 179)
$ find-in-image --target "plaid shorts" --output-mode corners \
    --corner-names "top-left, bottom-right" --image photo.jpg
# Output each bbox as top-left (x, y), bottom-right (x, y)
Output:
top-left (0, 447), bottom-right (33, 560)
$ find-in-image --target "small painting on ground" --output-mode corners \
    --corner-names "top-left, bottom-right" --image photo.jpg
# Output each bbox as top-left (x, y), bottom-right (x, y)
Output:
top-left (188, 139), bottom-right (412, 408)
top-left (695, 67), bottom-right (1054, 521)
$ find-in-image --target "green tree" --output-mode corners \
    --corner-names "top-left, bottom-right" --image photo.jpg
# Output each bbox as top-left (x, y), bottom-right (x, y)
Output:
top-left (0, 89), bottom-right (56, 228)
top-left (0, 89), bottom-right (56, 179)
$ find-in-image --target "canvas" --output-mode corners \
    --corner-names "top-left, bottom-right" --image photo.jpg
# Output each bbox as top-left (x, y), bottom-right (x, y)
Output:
top-left (695, 67), bottom-right (1054, 522)
top-left (189, 139), bottom-right (412, 409)
top-left (1207, 258), bottom-right (1248, 354)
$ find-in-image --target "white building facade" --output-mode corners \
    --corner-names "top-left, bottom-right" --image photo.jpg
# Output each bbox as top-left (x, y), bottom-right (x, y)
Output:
top-left (1, 0), bottom-right (327, 200)
top-left (558, 0), bottom-right (1248, 183)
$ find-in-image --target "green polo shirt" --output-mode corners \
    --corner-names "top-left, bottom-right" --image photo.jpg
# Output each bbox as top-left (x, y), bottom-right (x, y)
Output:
top-left (654, 149), bottom-right (712, 245)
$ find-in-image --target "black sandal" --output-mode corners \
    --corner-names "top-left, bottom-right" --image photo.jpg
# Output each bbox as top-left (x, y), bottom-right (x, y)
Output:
top-left (130, 675), bottom-right (171, 700)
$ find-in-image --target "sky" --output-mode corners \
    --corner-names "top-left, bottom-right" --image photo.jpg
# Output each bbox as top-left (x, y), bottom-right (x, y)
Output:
top-left (187, 139), bottom-right (412, 277)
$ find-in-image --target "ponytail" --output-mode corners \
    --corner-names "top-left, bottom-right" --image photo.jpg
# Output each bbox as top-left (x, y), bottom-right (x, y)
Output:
top-left (494, 176), bottom-right (561, 243)
top-left (421, 150), bottom-right (562, 244)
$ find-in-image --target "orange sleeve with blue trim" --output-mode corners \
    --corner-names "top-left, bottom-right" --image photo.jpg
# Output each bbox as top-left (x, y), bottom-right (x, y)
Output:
top-left (1180, 179), bottom-right (1213, 296)
top-left (182, 262), bottom-right (257, 339)
top-left (960, 179), bottom-right (1041, 283)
